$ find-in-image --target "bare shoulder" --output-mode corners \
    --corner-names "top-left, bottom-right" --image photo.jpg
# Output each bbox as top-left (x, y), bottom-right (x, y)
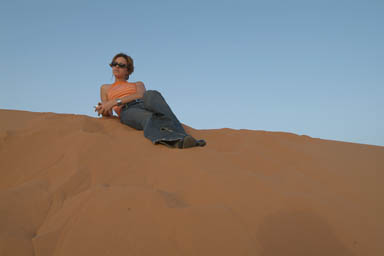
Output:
top-left (133, 81), bottom-right (146, 96)
top-left (101, 84), bottom-right (112, 90)
top-left (135, 81), bottom-right (146, 92)
top-left (135, 81), bottom-right (145, 86)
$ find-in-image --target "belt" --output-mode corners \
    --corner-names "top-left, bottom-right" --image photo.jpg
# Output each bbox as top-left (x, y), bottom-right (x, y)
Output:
top-left (122, 99), bottom-right (143, 109)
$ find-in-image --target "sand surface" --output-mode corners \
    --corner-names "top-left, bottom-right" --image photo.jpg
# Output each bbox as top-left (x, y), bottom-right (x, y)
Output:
top-left (0, 109), bottom-right (383, 256)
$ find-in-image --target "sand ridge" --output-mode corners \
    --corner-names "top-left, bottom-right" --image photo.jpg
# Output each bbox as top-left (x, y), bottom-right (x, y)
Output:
top-left (0, 109), bottom-right (383, 256)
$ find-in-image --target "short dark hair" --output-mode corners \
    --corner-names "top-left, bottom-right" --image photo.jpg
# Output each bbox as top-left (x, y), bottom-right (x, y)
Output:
top-left (111, 53), bottom-right (134, 80)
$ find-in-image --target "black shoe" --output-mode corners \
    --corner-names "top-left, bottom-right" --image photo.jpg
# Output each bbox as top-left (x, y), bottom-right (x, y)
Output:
top-left (178, 135), bottom-right (197, 149)
top-left (177, 136), bottom-right (207, 149)
top-left (196, 139), bottom-right (207, 147)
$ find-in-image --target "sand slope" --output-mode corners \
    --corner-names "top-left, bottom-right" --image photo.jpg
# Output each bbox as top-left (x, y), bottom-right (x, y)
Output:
top-left (0, 109), bottom-right (383, 256)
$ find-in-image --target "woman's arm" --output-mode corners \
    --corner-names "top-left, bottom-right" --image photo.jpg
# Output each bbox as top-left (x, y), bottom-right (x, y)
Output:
top-left (100, 84), bottom-right (113, 117)
top-left (100, 84), bottom-right (109, 102)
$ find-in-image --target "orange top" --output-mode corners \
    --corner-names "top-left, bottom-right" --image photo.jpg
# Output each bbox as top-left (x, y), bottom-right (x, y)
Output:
top-left (107, 81), bottom-right (137, 117)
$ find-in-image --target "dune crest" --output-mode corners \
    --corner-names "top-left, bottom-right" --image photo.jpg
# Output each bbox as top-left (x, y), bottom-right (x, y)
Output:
top-left (0, 109), bottom-right (383, 256)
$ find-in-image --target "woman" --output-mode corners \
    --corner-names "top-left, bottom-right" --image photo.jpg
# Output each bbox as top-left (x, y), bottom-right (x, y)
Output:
top-left (95, 53), bottom-right (206, 149)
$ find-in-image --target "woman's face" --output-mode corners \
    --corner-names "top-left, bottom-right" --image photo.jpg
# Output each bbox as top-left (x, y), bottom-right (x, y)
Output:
top-left (112, 57), bottom-right (129, 80)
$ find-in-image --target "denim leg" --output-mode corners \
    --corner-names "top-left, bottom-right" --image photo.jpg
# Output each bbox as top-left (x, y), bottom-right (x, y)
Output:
top-left (142, 90), bottom-right (187, 135)
top-left (119, 97), bottom-right (188, 145)
top-left (143, 113), bottom-right (188, 145)
top-left (119, 103), bottom-right (152, 130)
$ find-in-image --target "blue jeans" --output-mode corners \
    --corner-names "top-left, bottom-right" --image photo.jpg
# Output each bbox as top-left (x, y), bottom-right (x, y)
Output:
top-left (119, 90), bottom-right (190, 146)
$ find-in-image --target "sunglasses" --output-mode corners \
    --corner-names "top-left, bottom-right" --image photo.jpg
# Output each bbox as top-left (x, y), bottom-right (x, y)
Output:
top-left (109, 62), bottom-right (127, 68)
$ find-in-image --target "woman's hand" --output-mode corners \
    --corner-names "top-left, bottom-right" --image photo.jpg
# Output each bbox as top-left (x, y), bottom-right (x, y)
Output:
top-left (95, 100), bottom-right (115, 116)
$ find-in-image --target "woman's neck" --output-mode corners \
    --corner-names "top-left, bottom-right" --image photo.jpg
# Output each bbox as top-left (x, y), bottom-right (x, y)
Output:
top-left (114, 78), bottom-right (127, 83)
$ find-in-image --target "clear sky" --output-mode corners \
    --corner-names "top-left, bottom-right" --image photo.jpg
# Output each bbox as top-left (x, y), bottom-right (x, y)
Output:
top-left (1, 0), bottom-right (383, 146)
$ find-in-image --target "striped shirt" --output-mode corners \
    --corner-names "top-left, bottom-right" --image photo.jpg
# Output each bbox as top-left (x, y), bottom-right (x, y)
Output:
top-left (107, 81), bottom-right (137, 117)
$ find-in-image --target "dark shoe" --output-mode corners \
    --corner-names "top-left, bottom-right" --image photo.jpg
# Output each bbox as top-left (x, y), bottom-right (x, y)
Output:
top-left (178, 135), bottom-right (197, 149)
top-left (196, 139), bottom-right (207, 147)
top-left (177, 136), bottom-right (207, 149)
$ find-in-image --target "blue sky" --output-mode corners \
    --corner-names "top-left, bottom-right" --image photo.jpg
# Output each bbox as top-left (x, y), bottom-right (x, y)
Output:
top-left (1, 0), bottom-right (383, 146)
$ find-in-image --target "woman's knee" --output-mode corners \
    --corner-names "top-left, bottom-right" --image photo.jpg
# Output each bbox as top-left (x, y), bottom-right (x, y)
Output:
top-left (144, 90), bottom-right (161, 100)
top-left (143, 90), bottom-right (163, 107)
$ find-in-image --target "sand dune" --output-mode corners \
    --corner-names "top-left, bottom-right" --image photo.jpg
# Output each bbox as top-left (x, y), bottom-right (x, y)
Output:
top-left (0, 109), bottom-right (383, 256)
